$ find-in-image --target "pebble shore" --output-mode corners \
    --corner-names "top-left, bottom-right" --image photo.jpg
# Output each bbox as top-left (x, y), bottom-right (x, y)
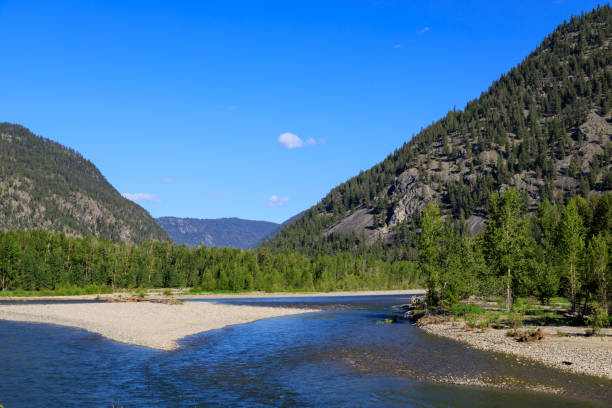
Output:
top-left (420, 321), bottom-right (612, 379)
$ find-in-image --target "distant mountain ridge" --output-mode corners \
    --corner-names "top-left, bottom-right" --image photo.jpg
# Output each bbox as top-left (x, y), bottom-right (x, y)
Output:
top-left (267, 6), bottom-right (612, 256)
top-left (156, 217), bottom-right (279, 249)
top-left (0, 123), bottom-right (169, 243)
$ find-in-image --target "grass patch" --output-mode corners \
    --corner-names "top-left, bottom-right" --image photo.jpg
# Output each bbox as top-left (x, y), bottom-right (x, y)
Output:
top-left (448, 304), bottom-right (484, 317)
top-left (376, 318), bottom-right (394, 325)
top-left (133, 289), bottom-right (148, 298)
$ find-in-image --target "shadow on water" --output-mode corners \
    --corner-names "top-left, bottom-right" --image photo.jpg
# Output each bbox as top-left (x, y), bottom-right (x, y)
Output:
top-left (0, 294), bottom-right (610, 407)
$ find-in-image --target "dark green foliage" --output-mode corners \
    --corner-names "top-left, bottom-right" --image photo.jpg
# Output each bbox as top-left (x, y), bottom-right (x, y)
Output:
top-left (483, 188), bottom-right (533, 311)
top-left (0, 123), bottom-right (169, 244)
top-left (266, 6), bottom-right (612, 257)
top-left (0, 230), bottom-right (423, 292)
top-left (417, 191), bottom-right (611, 316)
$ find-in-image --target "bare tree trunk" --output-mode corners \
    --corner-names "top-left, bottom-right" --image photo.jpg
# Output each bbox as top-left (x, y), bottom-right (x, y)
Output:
top-left (570, 263), bottom-right (576, 313)
top-left (581, 293), bottom-right (589, 316)
top-left (506, 266), bottom-right (511, 312)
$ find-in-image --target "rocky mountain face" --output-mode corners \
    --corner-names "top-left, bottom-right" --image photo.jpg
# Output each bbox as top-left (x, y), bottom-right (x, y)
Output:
top-left (0, 123), bottom-right (169, 243)
top-left (267, 6), bottom-right (612, 255)
top-left (156, 217), bottom-right (279, 249)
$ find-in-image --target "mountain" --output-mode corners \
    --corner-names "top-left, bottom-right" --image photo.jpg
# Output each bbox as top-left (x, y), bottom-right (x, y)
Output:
top-left (257, 211), bottom-right (305, 245)
top-left (0, 123), bottom-right (169, 243)
top-left (156, 217), bottom-right (279, 249)
top-left (267, 6), bottom-right (612, 257)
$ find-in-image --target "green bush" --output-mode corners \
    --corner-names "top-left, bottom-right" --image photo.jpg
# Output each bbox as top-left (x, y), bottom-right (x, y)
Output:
top-left (449, 304), bottom-right (484, 317)
top-left (508, 313), bottom-right (523, 329)
top-left (465, 314), bottom-right (478, 329)
top-left (586, 304), bottom-right (608, 336)
top-left (512, 297), bottom-right (531, 314)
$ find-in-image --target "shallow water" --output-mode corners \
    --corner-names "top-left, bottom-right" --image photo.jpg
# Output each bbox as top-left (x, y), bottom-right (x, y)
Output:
top-left (0, 295), bottom-right (610, 407)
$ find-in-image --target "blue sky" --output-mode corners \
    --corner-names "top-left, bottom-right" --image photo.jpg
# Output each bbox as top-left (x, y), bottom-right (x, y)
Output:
top-left (0, 0), bottom-right (602, 223)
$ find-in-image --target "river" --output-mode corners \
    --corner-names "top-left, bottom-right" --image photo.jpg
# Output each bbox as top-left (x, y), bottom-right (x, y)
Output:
top-left (0, 294), bottom-right (610, 407)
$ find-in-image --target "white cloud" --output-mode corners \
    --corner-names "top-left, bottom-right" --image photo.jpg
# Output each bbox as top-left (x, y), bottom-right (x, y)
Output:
top-left (267, 195), bottom-right (290, 207)
top-left (418, 26), bottom-right (430, 34)
top-left (277, 132), bottom-right (316, 149)
top-left (393, 44), bottom-right (402, 49)
top-left (121, 193), bottom-right (161, 203)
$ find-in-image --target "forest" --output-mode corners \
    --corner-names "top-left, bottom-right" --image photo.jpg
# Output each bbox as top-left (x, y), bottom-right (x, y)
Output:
top-left (419, 188), bottom-right (611, 317)
top-left (0, 228), bottom-right (419, 294)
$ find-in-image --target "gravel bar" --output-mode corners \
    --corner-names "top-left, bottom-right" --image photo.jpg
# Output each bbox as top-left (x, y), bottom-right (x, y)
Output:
top-left (0, 302), bottom-right (319, 350)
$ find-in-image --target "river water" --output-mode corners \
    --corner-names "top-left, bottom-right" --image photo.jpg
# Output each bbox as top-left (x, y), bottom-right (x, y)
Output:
top-left (0, 295), bottom-right (610, 407)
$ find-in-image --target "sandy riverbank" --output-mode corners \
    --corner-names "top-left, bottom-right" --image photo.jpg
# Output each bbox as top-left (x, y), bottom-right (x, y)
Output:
top-left (0, 302), bottom-right (319, 350)
top-left (0, 289), bottom-right (425, 301)
top-left (420, 321), bottom-right (612, 380)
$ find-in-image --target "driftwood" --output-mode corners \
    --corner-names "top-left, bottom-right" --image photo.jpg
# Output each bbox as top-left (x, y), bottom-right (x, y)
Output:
top-left (508, 327), bottom-right (545, 342)
top-left (106, 296), bottom-right (183, 305)
top-left (402, 296), bottom-right (426, 322)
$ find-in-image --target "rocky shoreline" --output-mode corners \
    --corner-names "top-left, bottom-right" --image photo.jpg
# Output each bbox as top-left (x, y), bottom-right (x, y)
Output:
top-left (419, 321), bottom-right (612, 380)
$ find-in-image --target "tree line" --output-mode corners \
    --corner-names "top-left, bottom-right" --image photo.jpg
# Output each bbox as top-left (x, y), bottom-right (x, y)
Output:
top-left (0, 230), bottom-right (421, 293)
top-left (419, 188), bottom-right (611, 316)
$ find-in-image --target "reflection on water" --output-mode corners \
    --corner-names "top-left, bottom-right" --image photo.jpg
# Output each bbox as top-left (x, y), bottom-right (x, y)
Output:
top-left (0, 295), bottom-right (610, 407)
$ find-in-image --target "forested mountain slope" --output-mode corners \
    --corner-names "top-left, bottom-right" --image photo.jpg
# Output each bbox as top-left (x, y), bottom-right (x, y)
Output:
top-left (0, 123), bottom-right (169, 243)
top-left (156, 217), bottom-right (279, 249)
top-left (267, 6), bottom-right (612, 257)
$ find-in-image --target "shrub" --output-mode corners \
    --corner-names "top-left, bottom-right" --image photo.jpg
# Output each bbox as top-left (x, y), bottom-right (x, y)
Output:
top-left (465, 314), bottom-right (477, 329)
top-left (441, 287), bottom-right (459, 309)
top-left (484, 312), bottom-right (502, 328)
top-left (586, 305), bottom-right (608, 336)
top-left (449, 304), bottom-right (483, 317)
top-left (508, 313), bottom-right (523, 329)
top-left (512, 297), bottom-right (531, 314)
top-left (508, 328), bottom-right (544, 342)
